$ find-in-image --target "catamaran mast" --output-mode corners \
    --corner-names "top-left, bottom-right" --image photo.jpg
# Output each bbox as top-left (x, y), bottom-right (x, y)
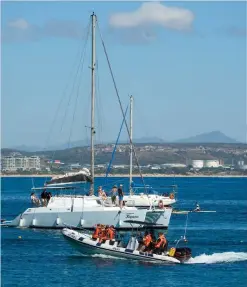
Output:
top-left (129, 95), bottom-right (133, 194)
top-left (90, 12), bottom-right (96, 193)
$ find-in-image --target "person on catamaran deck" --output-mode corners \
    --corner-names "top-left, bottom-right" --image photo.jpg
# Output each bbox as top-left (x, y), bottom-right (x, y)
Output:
top-left (194, 203), bottom-right (201, 212)
top-left (98, 186), bottom-right (107, 200)
top-left (47, 191), bottom-right (52, 204)
top-left (111, 185), bottom-right (117, 205)
top-left (118, 185), bottom-right (124, 209)
top-left (30, 192), bottom-right (41, 206)
top-left (40, 189), bottom-right (48, 206)
top-left (158, 199), bottom-right (164, 209)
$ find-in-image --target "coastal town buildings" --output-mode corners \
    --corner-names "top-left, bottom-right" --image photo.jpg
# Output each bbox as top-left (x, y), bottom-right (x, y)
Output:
top-left (1, 156), bottom-right (41, 171)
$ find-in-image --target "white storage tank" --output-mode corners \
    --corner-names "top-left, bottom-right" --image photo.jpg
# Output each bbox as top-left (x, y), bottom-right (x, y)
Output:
top-left (238, 161), bottom-right (244, 167)
top-left (204, 160), bottom-right (219, 168)
top-left (191, 160), bottom-right (204, 169)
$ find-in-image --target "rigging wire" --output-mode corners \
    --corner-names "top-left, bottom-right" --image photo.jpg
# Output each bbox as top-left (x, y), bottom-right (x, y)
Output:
top-left (60, 20), bottom-right (90, 138)
top-left (105, 105), bottom-right (129, 183)
top-left (37, 19), bottom-right (91, 184)
top-left (67, 22), bottom-right (91, 149)
top-left (96, 20), bottom-right (147, 193)
top-left (43, 21), bottom-right (90, 151)
top-left (47, 19), bottom-right (91, 172)
top-left (95, 59), bottom-right (104, 145)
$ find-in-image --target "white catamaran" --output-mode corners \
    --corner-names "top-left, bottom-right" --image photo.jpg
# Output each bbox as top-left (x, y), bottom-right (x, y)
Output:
top-left (4, 13), bottom-right (175, 229)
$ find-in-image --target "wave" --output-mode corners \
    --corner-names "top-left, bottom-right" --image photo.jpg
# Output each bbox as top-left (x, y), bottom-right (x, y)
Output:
top-left (186, 251), bottom-right (247, 264)
top-left (76, 251), bottom-right (247, 265)
top-left (74, 253), bottom-right (126, 260)
top-left (91, 254), bottom-right (126, 260)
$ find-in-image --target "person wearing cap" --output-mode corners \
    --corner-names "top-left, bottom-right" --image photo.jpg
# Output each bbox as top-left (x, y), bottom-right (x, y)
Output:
top-left (118, 184), bottom-right (124, 209)
top-left (111, 185), bottom-right (117, 205)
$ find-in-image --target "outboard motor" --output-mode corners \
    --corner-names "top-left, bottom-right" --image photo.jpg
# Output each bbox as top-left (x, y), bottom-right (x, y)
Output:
top-left (174, 247), bottom-right (192, 262)
top-left (168, 247), bottom-right (192, 262)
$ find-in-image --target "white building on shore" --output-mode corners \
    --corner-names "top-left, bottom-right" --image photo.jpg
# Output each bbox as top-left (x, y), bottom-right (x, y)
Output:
top-left (1, 156), bottom-right (41, 171)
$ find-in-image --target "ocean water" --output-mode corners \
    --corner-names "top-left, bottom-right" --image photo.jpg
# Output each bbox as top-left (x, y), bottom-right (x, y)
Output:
top-left (1, 177), bottom-right (247, 287)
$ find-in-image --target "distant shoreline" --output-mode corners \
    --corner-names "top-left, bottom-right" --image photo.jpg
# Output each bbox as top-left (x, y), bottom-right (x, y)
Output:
top-left (1, 174), bottom-right (246, 178)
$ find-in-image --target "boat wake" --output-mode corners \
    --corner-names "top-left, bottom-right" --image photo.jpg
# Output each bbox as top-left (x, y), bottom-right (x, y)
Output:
top-left (186, 252), bottom-right (247, 264)
top-left (91, 254), bottom-right (126, 260)
top-left (77, 253), bottom-right (126, 260)
top-left (76, 251), bottom-right (247, 264)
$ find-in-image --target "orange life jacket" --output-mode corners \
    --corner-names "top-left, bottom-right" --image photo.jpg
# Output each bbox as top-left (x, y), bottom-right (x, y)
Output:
top-left (107, 227), bottom-right (115, 240)
top-left (155, 235), bottom-right (167, 248)
top-left (92, 227), bottom-right (101, 239)
top-left (99, 228), bottom-right (107, 241)
top-left (143, 234), bottom-right (152, 247)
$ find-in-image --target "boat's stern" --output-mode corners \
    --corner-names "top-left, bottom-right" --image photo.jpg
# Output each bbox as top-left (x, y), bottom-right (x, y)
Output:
top-left (168, 247), bottom-right (192, 263)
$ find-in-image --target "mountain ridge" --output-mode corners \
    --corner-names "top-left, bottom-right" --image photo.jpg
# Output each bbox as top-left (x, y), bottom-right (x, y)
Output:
top-left (4, 131), bottom-right (240, 152)
top-left (175, 131), bottom-right (239, 144)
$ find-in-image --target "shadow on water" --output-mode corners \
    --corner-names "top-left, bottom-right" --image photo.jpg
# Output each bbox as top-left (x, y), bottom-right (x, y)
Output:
top-left (65, 255), bottom-right (118, 267)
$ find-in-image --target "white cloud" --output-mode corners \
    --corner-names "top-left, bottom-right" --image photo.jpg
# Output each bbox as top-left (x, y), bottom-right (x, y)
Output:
top-left (3, 18), bottom-right (84, 43)
top-left (109, 2), bottom-right (195, 31)
top-left (8, 18), bottom-right (29, 30)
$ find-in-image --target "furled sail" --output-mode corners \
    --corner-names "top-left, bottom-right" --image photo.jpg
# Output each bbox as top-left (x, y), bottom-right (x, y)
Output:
top-left (46, 168), bottom-right (92, 185)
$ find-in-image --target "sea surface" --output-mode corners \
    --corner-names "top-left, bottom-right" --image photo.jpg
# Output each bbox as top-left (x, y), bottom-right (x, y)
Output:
top-left (1, 177), bottom-right (247, 287)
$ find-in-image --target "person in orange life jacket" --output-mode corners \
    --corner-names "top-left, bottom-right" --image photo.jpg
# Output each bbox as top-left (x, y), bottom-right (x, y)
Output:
top-left (140, 231), bottom-right (152, 252)
top-left (153, 233), bottom-right (167, 254)
top-left (92, 224), bottom-right (101, 240)
top-left (106, 225), bottom-right (115, 240)
top-left (99, 225), bottom-right (109, 242)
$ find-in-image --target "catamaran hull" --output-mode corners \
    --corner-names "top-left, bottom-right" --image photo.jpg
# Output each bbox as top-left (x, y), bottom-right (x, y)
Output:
top-left (6, 207), bottom-right (172, 230)
top-left (62, 229), bottom-right (183, 264)
top-left (123, 195), bottom-right (176, 208)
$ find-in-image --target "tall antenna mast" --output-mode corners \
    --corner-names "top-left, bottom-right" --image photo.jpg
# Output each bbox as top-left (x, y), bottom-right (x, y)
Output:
top-left (90, 12), bottom-right (96, 193)
top-left (129, 95), bottom-right (133, 194)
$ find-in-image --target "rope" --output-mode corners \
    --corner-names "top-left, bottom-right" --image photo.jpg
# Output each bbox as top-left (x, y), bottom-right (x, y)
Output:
top-left (39, 19), bottom-right (91, 184)
top-left (105, 105), bottom-right (129, 183)
top-left (67, 22), bottom-right (91, 149)
top-left (96, 20), bottom-right (147, 193)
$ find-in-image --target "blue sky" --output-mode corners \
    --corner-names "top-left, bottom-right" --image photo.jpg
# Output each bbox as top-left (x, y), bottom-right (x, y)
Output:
top-left (1, 1), bottom-right (246, 148)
